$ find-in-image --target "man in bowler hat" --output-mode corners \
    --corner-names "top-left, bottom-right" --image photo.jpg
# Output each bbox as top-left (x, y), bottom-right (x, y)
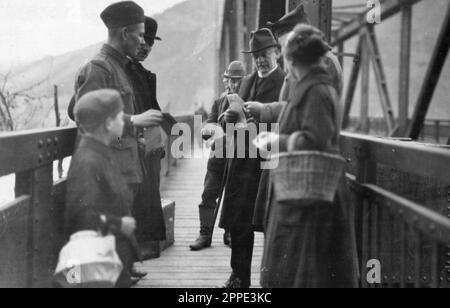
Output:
top-left (127, 16), bottom-right (167, 260)
top-left (71, 1), bottom-right (163, 281)
top-left (219, 28), bottom-right (285, 288)
top-left (189, 61), bottom-right (246, 251)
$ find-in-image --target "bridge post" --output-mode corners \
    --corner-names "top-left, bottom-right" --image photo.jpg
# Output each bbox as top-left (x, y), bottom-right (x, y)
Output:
top-left (398, 3), bottom-right (412, 136)
top-left (353, 143), bottom-right (378, 288)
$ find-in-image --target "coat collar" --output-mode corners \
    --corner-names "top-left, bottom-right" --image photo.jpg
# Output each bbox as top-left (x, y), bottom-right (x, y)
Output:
top-left (78, 135), bottom-right (112, 158)
top-left (240, 66), bottom-right (285, 101)
top-left (287, 66), bottom-right (333, 106)
top-left (101, 44), bottom-right (130, 67)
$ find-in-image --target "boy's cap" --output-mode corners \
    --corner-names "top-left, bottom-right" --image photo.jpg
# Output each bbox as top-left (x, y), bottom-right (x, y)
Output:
top-left (75, 89), bottom-right (124, 129)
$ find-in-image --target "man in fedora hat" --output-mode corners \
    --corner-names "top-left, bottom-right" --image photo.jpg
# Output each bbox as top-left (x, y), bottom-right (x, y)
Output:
top-left (126, 16), bottom-right (167, 262)
top-left (71, 1), bottom-right (165, 285)
top-left (219, 28), bottom-right (285, 288)
top-left (189, 61), bottom-right (246, 251)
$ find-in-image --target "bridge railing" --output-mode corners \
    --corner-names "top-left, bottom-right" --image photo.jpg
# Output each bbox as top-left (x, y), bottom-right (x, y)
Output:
top-left (341, 132), bottom-right (450, 287)
top-left (0, 115), bottom-right (193, 288)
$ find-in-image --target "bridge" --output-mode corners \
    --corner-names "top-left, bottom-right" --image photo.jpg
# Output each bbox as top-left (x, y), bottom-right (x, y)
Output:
top-left (1, 0), bottom-right (450, 288)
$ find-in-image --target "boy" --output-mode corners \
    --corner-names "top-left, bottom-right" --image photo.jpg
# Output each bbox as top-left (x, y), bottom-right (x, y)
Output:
top-left (65, 89), bottom-right (138, 288)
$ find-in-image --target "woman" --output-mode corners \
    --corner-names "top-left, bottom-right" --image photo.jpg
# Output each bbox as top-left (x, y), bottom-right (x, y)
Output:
top-left (257, 24), bottom-right (359, 288)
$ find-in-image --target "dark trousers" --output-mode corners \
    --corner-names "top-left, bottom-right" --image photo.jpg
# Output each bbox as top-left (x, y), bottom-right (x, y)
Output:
top-left (230, 224), bottom-right (254, 287)
top-left (133, 150), bottom-right (166, 243)
top-left (198, 157), bottom-right (226, 236)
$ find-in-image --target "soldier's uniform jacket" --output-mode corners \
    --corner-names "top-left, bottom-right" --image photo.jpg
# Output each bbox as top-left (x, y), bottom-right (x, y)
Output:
top-left (219, 66), bottom-right (285, 230)
top-left (74, 44), bottom-right (143, 184)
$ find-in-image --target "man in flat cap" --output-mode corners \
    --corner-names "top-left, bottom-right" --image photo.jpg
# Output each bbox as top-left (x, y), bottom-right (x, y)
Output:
top-left (219, 28), bottom-right (285, 288)
top-left (189, 61), bottom-right (246, 252)
top-left (71, 1), bottom-right (164, 283)
top-left (65, 89), bottom-right (137, 288)
top-left (126, 16), bottom-right (167, 261)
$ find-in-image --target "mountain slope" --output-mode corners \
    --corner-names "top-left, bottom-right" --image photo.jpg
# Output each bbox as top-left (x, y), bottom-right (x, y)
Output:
top-left (5, 0), bottom-right (219, 129)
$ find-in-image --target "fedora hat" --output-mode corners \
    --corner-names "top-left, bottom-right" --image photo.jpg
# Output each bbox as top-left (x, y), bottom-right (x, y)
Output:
top-left (242, 28), bottom-right (279, 54)
top-left (224, 61), bottom-right (246, 78)
top-left (267, 4), bottom-right (311, 36)
top-left (145, 16), bottom-right (162, 42)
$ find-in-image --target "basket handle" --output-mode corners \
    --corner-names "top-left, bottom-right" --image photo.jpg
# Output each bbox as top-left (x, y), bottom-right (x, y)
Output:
top-left (287, 132), bottom-right (302, 153)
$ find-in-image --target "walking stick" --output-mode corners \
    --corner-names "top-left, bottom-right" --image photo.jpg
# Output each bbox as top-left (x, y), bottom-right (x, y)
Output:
top-left (209, 140), bottom-right (234, 240)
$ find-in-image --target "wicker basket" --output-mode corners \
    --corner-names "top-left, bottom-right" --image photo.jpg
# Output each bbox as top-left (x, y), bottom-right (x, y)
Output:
top-left (271, 151), bottom-right (346, 203)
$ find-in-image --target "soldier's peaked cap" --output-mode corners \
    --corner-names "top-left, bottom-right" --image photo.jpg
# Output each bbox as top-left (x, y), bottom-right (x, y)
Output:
top-left (100, 1), bottom-right (145, 29)
top-left (267, 4), bottom-right (311, 36)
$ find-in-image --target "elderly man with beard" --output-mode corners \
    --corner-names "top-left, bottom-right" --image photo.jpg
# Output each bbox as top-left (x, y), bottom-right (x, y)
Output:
top-left (71, 1), bottom-right (164, 286)
top-left (219, 28), bottom-right (285, 288)
top-left (126, 17), bottom-right (168, 263)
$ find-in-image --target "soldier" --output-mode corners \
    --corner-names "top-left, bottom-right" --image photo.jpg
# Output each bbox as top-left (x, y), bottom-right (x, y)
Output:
top-left (189, 61), bottom-right (246, 251)
top-left (220, 29), bottom-right (285, 288)
top-left (66, 89), bottom-right (137, 288)
top-left (70, 1), bottom-right (163, 280)
top-left (126, 16), bottom-right (167, 260)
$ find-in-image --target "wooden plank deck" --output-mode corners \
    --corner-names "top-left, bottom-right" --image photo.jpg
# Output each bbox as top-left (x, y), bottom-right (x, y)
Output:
top-left (136, 155), bottom-right (264, 288)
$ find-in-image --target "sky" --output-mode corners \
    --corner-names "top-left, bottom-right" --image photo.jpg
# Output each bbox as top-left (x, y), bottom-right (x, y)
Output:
top-left (0, 0), bottom-right (186, 68)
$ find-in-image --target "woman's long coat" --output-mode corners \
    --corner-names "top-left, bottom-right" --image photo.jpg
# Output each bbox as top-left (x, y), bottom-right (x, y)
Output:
top-left (260, 67), bottom-right (359, 288)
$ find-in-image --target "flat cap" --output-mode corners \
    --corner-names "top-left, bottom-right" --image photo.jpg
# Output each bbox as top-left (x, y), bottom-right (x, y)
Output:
top-left (100, 1), bottom-right (145, 29)
top-left (75, 89), bottom-right (124, 129)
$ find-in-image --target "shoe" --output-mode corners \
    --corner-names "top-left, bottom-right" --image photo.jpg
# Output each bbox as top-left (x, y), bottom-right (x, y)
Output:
top-left (223, 231), bottom-right (232, 248)
top-left (222, 273), bottom-right (250, 289)
top-left (130, 277), bottom-right (141, 287)
top-left (130, 267), bottom-right (148, 279)
top-left (189, 235), bottom-right (212, 251)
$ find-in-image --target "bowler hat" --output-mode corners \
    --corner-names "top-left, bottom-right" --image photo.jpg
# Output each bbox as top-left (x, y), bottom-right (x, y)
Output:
top-left (100, 1), bottom-right (145, 29)
top-left (242, 28), bottom-right (279, 54)
top-left (145, 17), bottom-right (162, 42)
top-left (267, 4), bottom-right (311, 36)
top-left (224, 61), bottom-right (246, 78)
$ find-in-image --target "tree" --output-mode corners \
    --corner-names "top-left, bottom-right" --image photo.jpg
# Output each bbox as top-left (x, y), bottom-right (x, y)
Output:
top-left (0, 72), bottom-right (51, 132)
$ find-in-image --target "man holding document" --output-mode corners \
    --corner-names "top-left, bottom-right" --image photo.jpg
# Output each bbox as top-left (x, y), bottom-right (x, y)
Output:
top-left (219, 28), bottom-right (285, 288)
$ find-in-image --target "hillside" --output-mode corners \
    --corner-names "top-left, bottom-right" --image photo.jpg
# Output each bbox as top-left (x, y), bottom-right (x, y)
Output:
top-left (4, 0), bottom-right (220, 130)
top-left (2, 0), bottom-right (449, 130)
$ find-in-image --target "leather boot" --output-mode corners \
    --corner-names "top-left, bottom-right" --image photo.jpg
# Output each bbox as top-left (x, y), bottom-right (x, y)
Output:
top-left (189, 235), bottom-right (212, 251)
